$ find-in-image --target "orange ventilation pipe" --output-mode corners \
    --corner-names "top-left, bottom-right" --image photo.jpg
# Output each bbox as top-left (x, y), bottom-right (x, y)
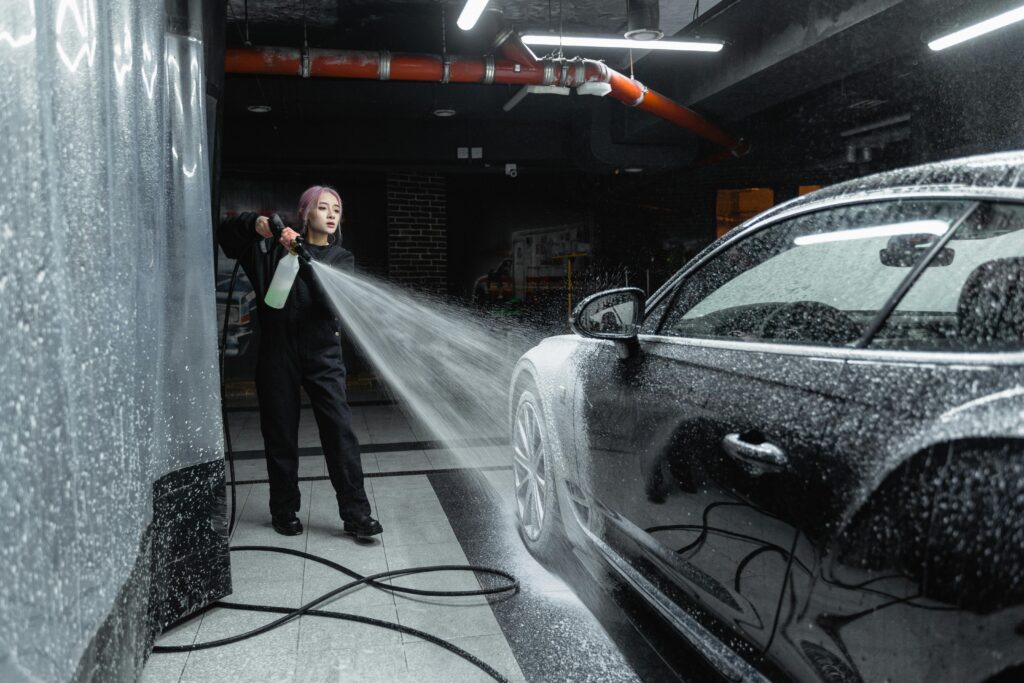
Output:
top-left (224, 31), bottom-right (746, 156)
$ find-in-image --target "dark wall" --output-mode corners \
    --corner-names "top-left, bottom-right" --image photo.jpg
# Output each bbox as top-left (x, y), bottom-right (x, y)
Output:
top-left (447, 171), bottom-right (719, 304)
top-left (447, 173), bottom-right (590, 297)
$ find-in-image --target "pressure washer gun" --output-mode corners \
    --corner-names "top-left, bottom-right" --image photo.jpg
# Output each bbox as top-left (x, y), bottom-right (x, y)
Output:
top-left (268, 213), bottom-right (312, 263)
top-left (264, 213), bottom-right (313, 309)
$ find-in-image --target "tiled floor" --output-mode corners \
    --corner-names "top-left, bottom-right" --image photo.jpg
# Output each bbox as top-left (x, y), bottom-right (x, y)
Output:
top-left (140, 403), bottom-right (634, 683)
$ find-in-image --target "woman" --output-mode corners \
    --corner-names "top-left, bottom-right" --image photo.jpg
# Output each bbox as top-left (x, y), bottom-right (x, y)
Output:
top-left (218, 185), bottom-right (382, 539)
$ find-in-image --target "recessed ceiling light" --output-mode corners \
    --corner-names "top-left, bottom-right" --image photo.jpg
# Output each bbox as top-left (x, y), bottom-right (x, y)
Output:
top-left (247, 104), bottom-right (271, 113)
top-left (433, 108), bottom-right (457, 118)
top-left (522, 34), bottom-right (723, 52)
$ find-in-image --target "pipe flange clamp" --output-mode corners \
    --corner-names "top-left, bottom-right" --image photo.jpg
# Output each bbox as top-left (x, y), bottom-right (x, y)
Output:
top-left (629, 83), bottom-right (649, 107)
top-left (442, 56), bottom-right (451, 84)
top-left (483, 56), bottom-right (496, 85)
top-left (543, 60), bottom-right (555, 86)
top-left (379, 50), bottom-right (391, 81)
top-left (300, 46), bottom-right (310, 78)
top-left (492, 27), bottom-right (515, 52)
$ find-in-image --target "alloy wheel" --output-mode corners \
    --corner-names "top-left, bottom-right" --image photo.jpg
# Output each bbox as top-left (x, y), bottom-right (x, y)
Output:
top-left (513, 398), bottom-right (547, 541)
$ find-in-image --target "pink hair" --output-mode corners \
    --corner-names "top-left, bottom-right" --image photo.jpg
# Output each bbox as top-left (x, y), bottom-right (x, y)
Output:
top-left (296, 185), bottom-right (342, 235)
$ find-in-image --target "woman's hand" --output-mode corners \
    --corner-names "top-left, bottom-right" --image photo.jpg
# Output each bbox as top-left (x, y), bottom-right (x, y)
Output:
top-left (280, 227), bottom-right (300, 251)
top-left (255, 215), bottom-right (272, 238)
top-left (255, 215), bottom-right (299, 250)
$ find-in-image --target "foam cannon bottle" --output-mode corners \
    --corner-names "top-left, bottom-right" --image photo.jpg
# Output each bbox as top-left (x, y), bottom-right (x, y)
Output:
top-left (264, 213), bottom-right (313, 309)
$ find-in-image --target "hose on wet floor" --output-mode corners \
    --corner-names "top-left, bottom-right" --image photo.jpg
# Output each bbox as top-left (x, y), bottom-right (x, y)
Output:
top-left (153, 545), bottom-right (519, 681)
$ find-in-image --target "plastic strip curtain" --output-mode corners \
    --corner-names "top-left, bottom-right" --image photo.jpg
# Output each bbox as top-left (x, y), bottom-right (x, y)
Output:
top-left (0, 1), bottom-right (223, 680)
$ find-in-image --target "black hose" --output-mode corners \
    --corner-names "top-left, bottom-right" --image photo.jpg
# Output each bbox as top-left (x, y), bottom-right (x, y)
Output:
top-left (219, 258), bottom-right (242, 535)
top-left (215, 602), bottom-right (509, 680)
top-left (153, 546), bottom-right (519, 681)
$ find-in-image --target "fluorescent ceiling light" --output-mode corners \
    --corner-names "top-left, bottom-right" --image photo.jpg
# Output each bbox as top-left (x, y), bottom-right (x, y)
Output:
top-left (794, 220), bottom-right (949, 246)
top-left (522, 34), bottom-right (723, 52)
top-left (929, 3), bottom-right (1024, 51)
top-left (457, 0), bottom-right (490, 31)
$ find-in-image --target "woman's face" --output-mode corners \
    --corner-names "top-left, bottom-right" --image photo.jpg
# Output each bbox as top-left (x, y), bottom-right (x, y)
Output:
top-left (306, 191), bottom-right (341, 238)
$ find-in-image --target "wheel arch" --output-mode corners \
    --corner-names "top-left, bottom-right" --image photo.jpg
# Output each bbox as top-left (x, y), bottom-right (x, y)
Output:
top-left (832, 436), bottom-right (1024, 612)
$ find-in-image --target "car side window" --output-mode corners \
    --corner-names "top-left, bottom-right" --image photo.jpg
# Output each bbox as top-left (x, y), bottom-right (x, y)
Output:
top-left (870, 202), bottom-right (1024, 351)
top-left (657, 200), bottom-right (975, 346)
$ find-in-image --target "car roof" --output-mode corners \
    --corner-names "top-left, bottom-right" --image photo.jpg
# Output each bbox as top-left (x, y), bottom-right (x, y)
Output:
top-left (749, 150), bottom-right (1024, 227)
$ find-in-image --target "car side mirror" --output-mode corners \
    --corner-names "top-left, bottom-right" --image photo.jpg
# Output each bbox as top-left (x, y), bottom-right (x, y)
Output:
top-left (571, 287), bottom-right (645, 359)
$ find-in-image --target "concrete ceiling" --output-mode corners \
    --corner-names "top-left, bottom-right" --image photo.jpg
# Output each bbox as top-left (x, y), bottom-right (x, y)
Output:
top-left (220, 0), bottom-right (1024, 174)
top-left (224, 1), bottom-right (723, 35)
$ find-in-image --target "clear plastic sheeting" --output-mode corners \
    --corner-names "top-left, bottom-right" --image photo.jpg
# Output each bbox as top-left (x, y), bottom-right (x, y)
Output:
top-left (0, 1), bottom-right (223, 681)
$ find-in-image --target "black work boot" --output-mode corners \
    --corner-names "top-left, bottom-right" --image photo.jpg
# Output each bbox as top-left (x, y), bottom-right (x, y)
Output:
top-left (343, 514), bottom-right (383, 540)
top-left (272, 513), bottom-right (303, 536)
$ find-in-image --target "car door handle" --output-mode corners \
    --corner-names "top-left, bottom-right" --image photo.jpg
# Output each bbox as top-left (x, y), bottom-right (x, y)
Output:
top-left (722, 433), bottom-right (788, 475)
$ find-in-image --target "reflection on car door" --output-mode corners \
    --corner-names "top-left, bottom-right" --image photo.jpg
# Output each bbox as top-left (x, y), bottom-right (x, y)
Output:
top-left (577, 199), bottom-right (977, 680)
top-left (578, 337), bottom-right (864, 677)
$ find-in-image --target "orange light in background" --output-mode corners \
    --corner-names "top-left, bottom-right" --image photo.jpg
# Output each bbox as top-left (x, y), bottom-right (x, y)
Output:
top-left (799, 184), bottom-right (822, 196)
top-left (716, 188), bottom-right (774, 238)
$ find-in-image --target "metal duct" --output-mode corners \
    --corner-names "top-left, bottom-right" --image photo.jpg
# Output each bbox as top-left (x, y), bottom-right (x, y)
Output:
top-left (625, 0), bottom-right (663, 41)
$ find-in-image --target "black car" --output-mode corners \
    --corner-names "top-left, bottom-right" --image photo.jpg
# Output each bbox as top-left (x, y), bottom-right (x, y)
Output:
top-left (510, 151), bottom-right (1024, 682)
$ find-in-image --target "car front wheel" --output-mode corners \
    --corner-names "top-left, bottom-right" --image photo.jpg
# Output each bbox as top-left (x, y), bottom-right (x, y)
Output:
top-left (513, 387), bottom-right (561, 560)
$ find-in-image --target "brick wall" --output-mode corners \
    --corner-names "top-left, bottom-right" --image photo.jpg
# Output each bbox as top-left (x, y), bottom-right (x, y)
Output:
top-left (386, 172), bottom-right (447, 292)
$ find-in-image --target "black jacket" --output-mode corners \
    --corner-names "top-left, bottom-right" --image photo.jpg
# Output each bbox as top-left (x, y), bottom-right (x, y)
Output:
top-left (218, 211), bottom-right (354, 352)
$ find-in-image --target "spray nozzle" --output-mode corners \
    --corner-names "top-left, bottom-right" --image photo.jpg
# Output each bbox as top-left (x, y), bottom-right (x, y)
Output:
top-left (268, 213), bottom-right (312, 263)
top-left (291, 234), bottom-right (312, 264)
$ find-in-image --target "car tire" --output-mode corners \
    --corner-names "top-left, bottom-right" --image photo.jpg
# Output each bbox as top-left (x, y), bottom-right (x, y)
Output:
top-left (512, 386), bottom-right (563, 562)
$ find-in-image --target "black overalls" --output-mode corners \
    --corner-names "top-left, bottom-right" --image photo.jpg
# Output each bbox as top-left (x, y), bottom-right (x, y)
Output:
top-left (218, 212), bottom-right (371, 522)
